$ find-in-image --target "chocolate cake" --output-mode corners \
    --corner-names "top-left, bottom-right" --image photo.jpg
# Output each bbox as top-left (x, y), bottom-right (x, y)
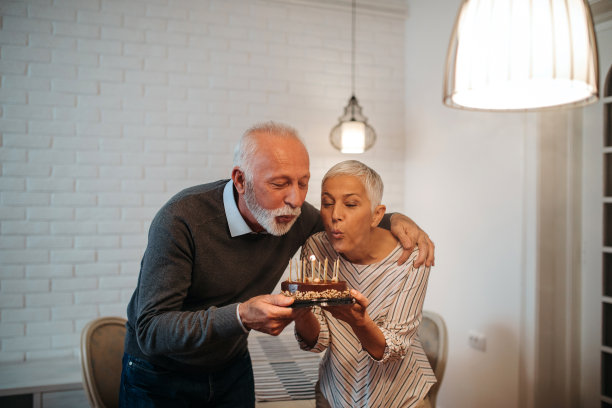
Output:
top-left (281, 279), bottom-right (351, 301)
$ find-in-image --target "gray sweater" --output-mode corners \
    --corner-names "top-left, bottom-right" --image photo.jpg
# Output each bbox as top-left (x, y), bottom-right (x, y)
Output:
top-left (124, 180), bottom-right (322, 371)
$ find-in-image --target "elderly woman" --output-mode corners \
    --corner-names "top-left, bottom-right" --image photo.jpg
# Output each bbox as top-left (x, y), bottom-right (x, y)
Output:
top-left (294, 160), bottom-right (435, 408)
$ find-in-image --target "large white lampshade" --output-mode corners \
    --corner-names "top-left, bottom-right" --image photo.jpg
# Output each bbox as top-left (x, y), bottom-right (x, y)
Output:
top-left (444, 0), bottom-right (599, 111)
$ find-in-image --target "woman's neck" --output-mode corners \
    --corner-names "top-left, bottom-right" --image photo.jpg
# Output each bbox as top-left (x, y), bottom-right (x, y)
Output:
top-left (341, 228), bottom-right (398, 265)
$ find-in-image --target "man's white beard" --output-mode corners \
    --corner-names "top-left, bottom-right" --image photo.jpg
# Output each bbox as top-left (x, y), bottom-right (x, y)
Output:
top-left (244, 181), bottom-right (301, 236)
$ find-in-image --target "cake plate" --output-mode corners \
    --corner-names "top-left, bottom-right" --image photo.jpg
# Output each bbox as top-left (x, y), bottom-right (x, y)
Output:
top-left (289, 297), bottom-right (355, 308)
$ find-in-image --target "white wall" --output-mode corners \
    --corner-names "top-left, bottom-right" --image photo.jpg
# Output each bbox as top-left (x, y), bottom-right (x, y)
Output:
top-left (581, 19), bottom-right (612, 408)
top-left (404, 1), bottom-right (529, 407)
top-left (0, 0), bottom-right (408, 363)
top-left (403, 1), bottom-right (612, 408)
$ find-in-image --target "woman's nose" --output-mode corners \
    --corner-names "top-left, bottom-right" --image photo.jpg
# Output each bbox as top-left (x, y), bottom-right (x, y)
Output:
top-left (331, 205), bottom-right (342, 221)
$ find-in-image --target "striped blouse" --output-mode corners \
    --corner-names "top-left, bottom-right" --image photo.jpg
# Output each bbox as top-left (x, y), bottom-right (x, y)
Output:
top-left (296, 231), bottom-right (435, 408)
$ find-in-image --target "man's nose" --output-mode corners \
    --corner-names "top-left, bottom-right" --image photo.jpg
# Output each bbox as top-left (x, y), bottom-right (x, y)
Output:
top-left (285, 184), bottom-right (304, 208)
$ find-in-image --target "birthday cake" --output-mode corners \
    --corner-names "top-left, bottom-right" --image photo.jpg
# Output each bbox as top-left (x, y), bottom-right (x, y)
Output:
top-left (281, 280), bottom-right (350, 300)
top-left (282, 257), bottom-right (353, 305)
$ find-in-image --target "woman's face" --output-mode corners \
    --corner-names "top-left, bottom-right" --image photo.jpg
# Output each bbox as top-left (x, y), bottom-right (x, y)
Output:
top-left (320, 175), bottom-right (376, 255)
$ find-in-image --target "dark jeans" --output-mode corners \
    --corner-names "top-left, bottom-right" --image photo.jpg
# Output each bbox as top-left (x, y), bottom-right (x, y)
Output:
top-left (119, 351), bottom-right (255, 408)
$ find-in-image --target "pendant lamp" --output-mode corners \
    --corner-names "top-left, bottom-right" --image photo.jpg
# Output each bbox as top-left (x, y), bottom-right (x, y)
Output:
top-left (330, 0), bottom-right (376, 154)
top-left (443, 0), bottom-right (599, 111)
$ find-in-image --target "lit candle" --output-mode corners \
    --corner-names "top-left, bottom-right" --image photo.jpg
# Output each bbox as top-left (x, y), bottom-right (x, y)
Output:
top-left (323, 258), bottom-right (328, 282)
top-left (302, 259), bottom-right (306, 282)
top-left (289, 259), bottom-right (292, 282)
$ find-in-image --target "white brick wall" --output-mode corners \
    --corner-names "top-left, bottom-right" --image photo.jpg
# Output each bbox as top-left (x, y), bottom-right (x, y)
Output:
top-left (0, 0), bottom-right (407, 363)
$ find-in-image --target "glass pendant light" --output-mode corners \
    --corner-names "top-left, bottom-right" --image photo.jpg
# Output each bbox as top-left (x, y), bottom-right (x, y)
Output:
top-left (330, 0), bottom-right (376, 153)
top-left (443, 0), bottom-right (599, 111)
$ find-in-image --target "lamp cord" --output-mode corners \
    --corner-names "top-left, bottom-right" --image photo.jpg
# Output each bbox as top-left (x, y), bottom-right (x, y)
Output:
top-left (351, 0), bottom-right (356, 97)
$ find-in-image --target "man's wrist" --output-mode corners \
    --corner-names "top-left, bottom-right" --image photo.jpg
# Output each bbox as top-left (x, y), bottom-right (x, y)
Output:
top-left (236, 303), bottom-right (250, 333)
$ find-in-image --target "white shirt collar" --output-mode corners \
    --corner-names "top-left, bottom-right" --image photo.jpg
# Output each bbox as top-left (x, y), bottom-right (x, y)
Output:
top-left (223, 180), bottom-right (256, 237)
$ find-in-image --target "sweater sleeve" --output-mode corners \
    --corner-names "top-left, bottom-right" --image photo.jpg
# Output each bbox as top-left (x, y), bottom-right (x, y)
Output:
top-left (301, 201), bottom-right (325, 235)
top-left (379, 212), bottom-right (392, 230)
top-left (132, 208), bottom-right (245, 358)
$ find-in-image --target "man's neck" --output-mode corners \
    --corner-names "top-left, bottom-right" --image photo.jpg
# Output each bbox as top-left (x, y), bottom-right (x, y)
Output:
top-left (235, 190), bottom-right (265, 233)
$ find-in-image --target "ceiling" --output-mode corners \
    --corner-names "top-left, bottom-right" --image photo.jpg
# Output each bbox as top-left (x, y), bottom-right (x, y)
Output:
top-left (281, 0), bottom-right (612, 23)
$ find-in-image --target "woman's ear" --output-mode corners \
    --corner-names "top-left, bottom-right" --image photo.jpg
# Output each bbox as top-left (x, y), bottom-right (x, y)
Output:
top-left (371, 204), bottom-right (386, 227)
top-left (231, 167), bottom-right (246, 194)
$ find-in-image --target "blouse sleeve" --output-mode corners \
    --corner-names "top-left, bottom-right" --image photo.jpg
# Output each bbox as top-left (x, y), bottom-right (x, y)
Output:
top-left (372, 251), bottom-right (431, 364)
top-left (295, 305), bottom-right (330, 353)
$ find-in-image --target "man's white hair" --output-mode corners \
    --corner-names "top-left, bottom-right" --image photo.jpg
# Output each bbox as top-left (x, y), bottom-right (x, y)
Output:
top-left (233, 121), bottom-right (303, 181)
top-left (322, 160), bottom-right (384, 211)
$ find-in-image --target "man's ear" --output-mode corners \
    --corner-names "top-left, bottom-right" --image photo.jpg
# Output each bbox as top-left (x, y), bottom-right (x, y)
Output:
top-left (371, 205), bottom-right (386, 227)
top-left (231, 167), bottom-right (246, 194)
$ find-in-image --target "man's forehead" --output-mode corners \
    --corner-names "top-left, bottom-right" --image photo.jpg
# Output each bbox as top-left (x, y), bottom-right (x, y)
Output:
top-left (254, 133), bottom-right (305, 153)
top-left (251, 140), bottom-right (309, 173)
top-left (268, 171), bottom-right (310, 180)
top-left (258, 160), bottom-right (310, 179)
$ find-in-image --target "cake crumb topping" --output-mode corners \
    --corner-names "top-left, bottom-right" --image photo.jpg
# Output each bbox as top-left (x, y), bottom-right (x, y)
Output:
top-left (281, 289), bottom-right (351, 300)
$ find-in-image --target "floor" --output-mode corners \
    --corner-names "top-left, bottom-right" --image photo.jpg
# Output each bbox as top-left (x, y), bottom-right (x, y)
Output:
top-left (0, 327), bottom-right (316, 407)
top-left (38, 388), bottom-right (315, 408)
top-left (253, 328), bottom-right (316, 408)
top-left (251, 328), bottom-right (317, 407)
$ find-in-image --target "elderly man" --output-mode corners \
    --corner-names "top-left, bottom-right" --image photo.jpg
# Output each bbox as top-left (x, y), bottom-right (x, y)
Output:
top-left (119, 122), bottom-right (434, 407)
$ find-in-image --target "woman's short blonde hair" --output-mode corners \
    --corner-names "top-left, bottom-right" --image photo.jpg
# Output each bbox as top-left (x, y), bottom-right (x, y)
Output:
top-left (322, 160), bottom-right (383, 211)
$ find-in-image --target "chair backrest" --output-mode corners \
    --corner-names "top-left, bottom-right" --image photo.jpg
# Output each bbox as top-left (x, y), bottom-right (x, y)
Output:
top-left (418, 310), bottom-right (448, 408)
top-left (80, 316), bottom-right (127, 408)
